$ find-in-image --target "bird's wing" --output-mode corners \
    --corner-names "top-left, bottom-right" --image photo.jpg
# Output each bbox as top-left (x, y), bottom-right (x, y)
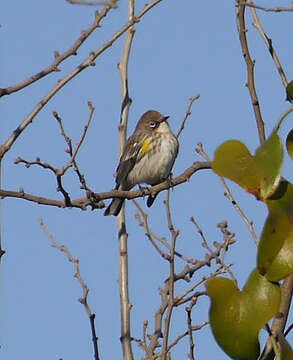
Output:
top-left (115, 135), bottom-right (142, 186)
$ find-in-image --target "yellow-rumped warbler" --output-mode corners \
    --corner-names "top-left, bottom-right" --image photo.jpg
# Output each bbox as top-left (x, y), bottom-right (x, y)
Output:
top-left (104, 110), bottom-right (179, 216)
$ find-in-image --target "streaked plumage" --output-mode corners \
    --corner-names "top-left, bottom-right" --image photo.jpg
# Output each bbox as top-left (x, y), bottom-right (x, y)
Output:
top-left (104, 110), bottom-right (179, 216)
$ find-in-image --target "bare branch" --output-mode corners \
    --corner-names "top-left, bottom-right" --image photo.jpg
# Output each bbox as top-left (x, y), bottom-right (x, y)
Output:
top-left (53, 102), bottom-right (95, 192)
top-left (0, 160), bottom-right (5, 262)
top-left (176, 94), bottom-right (200, 138)
top-left (172, 227), bottom-right (235, 284)
top-left (1, 161), bottom-right (210, 210)
top-left (117, 1), bottom-right (136, 359)
top-left (196, 142), bottom-right (259, 245)
top-left (14, 104), bottom-right (95, 206)
top-left (146, 286), bottom-right (168, 358)
top-left (134, 201), bottom-right (199, 265)
top-left (15, 155), bottom-right (73, 206)
top-left (236, 0), bottom-right (265, 144)
top-left (133, 200), bottom-right (171, 260)
top-left (249, 1), bottom-right (288, 88)
top-left (0, 0), bottom-right (164, 160)
top-left (0, 188), bottom-right (87, 209)
top-left (66, 0), bottom-right (118, 5)
top-left (260, 274), bottom-right (293, 360)
top-left (133, 320), bottom-right (150, 355)
top-left (39, 218), bottom-right (100, 360)
top-left (141, 217), bottom-right (235, 358)
top-left (186, 305), bottom-right (196, 360)
top-left (14, 157), bottom-right (57, 173)
top-left (238, 2), bottom-right (293, 12)
top-left (161, 190), bottom-right (179, 360)
top-left (70, 102), bottom-right (95, 167)
top-left (217, 221), bottom-right (237, 282)
top-left (0, 3), bottom-right (114, 98)
top-left (222, 176), bottom-right (259, 244)
top-left (167, 321), bottom-right (208, 352)
top-left (174, 277), bottom-right (207, 307)
top-left (190, 216), bottom-right (214, 253)
top-left (105, 160), bottom-right (211, 202)
top-left (285, 322), bottom-right (293, 337)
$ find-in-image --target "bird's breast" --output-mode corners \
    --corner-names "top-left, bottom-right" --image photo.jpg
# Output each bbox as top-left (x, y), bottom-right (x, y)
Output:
top-left (126, 133), bottom-right (179, 187)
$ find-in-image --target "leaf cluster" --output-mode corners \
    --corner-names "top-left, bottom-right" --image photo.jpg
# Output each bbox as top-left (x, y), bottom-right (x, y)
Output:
top-left (207, 102), bottom-right (293, 359)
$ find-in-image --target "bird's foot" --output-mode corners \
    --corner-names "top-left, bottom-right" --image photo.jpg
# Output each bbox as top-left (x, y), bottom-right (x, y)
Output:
top-left (166, 173), bottom-right (175, 190)
top-left (138, 184), bottom-right (150, 197)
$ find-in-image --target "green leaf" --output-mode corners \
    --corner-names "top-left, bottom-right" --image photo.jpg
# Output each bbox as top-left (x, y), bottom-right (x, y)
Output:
top-left (206, 269), bottom-right (280, 360)
top-left (286, 80), bottom-right (293, 102)
top-left (286, 129), bottom-right (293, 161)
top-left (258, 180), bottom-right (293, 281)
top-left (212, 133), bottom-right (283, 200)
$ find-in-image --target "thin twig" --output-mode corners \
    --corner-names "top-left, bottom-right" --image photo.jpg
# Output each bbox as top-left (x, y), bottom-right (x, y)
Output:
top-left (236, 0), bottom-right (265, 144)
top-left (1, 161), bottom-right (211, 210)
top-left (196, 142), bottom-right (259, 245)
top-left (217, 221), bottom-right (237, 283)
top-left (145, 286), bottom-right (168, 357)
top-left (53, 101), bottom-right (95, 192)
top-left (56, 174), bottom-right (72, 206)
top-left (15, 104), bottom-right (95, 207)
top-left (167, 321), bottom-right (208, 352)
top-left (14, 155), bottom-right (73, 206)
top-left (0, 0), bottom-right (165, 160)
top-left (133, 200), bottom-right (170, 260)
top-left (90, 314), bottom-right (100, 360)
top-left (66, 0), bottom-right (118, 5)
top-left (142, 218), bottom-right (235, 358)
top-left (176, 94), bottom-right (200, 138)
top-left (117, 1), bottom-right (136, 359)
top-left (0, 2), bottom-right (115, 98)
top-left (175, 292), bottom-right (208, 309)
top-left (238, 2), bottom-right (293, 12)
top-left (222, 177), bottom-right (259, 245)
top-left (134, 201), bottom-right (199, 265)
top-left (174, 277), bottom-right (207, 306)
top-left (186, 306), bottom-right (195, 360)
top-left (0, 160), bottom-right (5, 261)
top-left (39, 218), bottom-right (100, 360)
top-left (55, 101), bottom-right (95, 171)
top-left (141, 320), bottom-right (149, 354)
top-left (161, 190), bottom-right (179, 360)
top-left (72, 102), bottom-right (95, 164)
top-left (190, 216), bottom-right (214, 253)
top-left (249, 1), bottom-right (288, 88)
top-left (190, 216), bottom-right (236, 280)
top-left (14, 157), bottom-right (56, 173)
top-left (285, 322), bottom-right (293, 337)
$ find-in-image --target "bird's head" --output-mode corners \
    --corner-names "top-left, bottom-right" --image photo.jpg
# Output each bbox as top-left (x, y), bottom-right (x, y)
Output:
top-left (136, 110), bottom-right (170, 134)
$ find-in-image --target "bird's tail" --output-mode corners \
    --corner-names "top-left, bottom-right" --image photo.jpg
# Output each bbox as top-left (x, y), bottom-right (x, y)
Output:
top-left (104, 197), bottom-right (125, 216)
top-left (146, 193), bottom-right (158, 207)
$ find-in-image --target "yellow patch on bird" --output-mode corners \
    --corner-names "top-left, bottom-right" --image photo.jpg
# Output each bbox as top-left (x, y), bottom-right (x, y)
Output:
top-left (140, 137), bottom-right (151, 155)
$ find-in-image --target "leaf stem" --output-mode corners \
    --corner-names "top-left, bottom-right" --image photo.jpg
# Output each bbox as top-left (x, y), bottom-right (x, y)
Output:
top-left (274, 105), bottom-right (293, 133)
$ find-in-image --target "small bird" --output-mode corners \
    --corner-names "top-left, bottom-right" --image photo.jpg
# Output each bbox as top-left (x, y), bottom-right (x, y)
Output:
top-left (104, 110), bottom-right (179, 216)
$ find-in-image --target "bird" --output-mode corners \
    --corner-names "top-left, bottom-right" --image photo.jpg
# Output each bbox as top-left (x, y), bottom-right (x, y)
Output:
top-left (104, 110), bottom-right (179, 216)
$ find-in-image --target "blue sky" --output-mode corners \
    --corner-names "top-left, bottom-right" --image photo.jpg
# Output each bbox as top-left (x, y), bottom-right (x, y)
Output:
top-left (2, 0), bottom-right (293, 359)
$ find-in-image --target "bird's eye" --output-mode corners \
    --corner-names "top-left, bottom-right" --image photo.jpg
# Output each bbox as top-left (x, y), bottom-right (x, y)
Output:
top-left (149, 122), bottom-right (156, 128)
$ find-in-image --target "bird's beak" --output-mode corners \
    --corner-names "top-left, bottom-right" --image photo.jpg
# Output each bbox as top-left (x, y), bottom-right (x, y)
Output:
top-left (159, 115), bottom-right (170, 123)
